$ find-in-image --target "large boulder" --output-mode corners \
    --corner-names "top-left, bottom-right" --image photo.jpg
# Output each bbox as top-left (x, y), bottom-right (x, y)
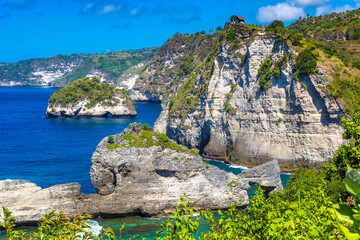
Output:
top-left (88, 123), bottom-right (249, 215)
top-left (239, 160), bottom-right (283, 195)
top-left (0, 180), bottom-right (84, 224)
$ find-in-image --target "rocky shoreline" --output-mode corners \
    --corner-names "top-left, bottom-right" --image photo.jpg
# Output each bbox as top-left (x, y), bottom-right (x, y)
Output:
top-left (0, 124), bottom-right (283, 225)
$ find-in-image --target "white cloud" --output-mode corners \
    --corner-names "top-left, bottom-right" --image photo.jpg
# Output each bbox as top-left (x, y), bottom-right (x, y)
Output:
top-left (256, 3), bottom-right (305, 23)
top-left (333, 4), bottom-right (356, 13)
top-left (316, 4), bottom-right (357, 16)
top-left (316, 5), bottom-right (331, 16)
top-left (99, 4), bottom-right (122, 14)
top-left (294, 0), bottom-right (329, 7)
top-left (129, 8), bottom-right (139, 15)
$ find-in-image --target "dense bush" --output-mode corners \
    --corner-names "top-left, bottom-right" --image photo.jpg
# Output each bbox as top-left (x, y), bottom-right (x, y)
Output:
top-left (273, 54), bottom-right (288, 79)
top-left (258, 57), bottom-right (273, 90)
top-left (293, 47), bottom-right (318, 81)
top-left (266, 20), bottom-right (285, 34)
top-left (226, 29), bottom-right (236, 41)
top-left (156, 168), bottom-right (344, 239)
top-left (353, 60), bottom-right (360, 70)
top-left (329, 112), bottom-right (360, 178)
top-left (288, 32), bottom-right (303, 46)
top-left (224, 101), bottom-right (237, 115)
top-left (179, 55), bottom-right (196, 76)
top-left (327, 73), bottom-right (360, 115)
top-left (1, 208), bottom-right (123, 240)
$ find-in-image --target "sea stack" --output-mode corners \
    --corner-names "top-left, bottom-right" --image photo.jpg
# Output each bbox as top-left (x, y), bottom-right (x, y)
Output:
top-left (45, 77), bottom-right (137, 118)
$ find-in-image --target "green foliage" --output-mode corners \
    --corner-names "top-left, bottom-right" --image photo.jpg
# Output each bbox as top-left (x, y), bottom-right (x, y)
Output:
top-left (353, 61), bottom-right (360, 70)
top-left (273, 54), bottom-right (288, 79)
top-left (106, 143), bottom-right (120, 150)
top-left (1, 207), bottom-right (18, 238)
top-left (230, 15), bottom-right (237, 23)
top-left (107, 135), bottom-right (114, 144)
top-left (334, 167), bottom-right (360, 239)
top-left (288, 32), bottom-right (303, 46)
top-left (226, 29), bottom-right (236, 41)
top-left (225, 93), bottom-right (231, 100)
top-left (284, 167), bottom-right (347, 203)
top-left (327, 73), bottom-right (360, 115)
top-left (107, 124), bottom-right (199, 155)
top-left (142, 123), bottom-right (153, 131)
top-left (289, 8), bottom-right (360, 42)
top-left (179, 55), bottom-right (196, 76)
top-left (258, 57), bottom-right (273, 90)
top-left (157, 170), bottom-right (344, 239)
top-left (169, 41), bottom-right (221, 119)
top-left (331, 112), bottom-right (360, 178)
top-left (230, 83), bottom-right (237, 92)
top-left (0, 207), bottom-right (137, 240)
top-left (224, 101), bottom-right (237, 115)
top-left (156, 195), bottom-right (199, 240)
top-left (135, 31), bottom-right (221, 105)
top-left (266, 20), bottom-right (285, 34)
top-left (293, 47), bottom-right (318, 81)
top-left (48, 77), bottom-right (133, 109)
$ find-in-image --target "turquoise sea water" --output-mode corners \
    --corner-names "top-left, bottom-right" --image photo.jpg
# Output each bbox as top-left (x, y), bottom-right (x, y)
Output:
top-left (0, 87), bottom-right (290, 238)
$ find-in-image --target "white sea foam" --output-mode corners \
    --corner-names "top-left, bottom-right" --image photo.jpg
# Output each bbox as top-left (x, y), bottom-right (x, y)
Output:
top-left (229, 165), bottom-right (248, 170)
top-left (76, 220), bottom-right (102, 238)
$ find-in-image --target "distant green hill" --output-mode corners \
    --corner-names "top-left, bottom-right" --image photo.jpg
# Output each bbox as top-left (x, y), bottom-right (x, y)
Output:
top-left (0, 47), bottom-right (158, 87)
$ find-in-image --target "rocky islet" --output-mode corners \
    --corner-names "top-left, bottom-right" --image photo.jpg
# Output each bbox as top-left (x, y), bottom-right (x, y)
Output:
top-left (0, 123), bottom-right (282, 224)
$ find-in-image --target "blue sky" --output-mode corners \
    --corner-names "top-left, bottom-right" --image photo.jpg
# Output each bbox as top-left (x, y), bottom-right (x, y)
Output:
top-left (0, 0), bottom-right (359, 62)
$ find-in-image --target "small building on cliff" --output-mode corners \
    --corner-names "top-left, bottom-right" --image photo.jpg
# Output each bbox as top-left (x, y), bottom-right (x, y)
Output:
top-left (237, 16), bottom-right (245, 23)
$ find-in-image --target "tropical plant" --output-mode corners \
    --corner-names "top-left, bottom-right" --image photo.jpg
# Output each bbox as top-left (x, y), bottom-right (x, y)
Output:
top-left (334, 166), bottom-right (360, 239)
top-left (0, 207), bottom-right (138, 240)
top-left (331, 112), bottom-right (360, 178)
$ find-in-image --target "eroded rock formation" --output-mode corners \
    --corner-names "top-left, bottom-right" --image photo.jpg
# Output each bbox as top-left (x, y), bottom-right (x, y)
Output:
top-left (154, 32), bottom-right (344, 169)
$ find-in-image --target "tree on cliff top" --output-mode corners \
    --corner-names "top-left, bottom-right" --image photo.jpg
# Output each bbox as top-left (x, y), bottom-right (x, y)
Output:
top-left (230, 15), bottom-right (237, 23)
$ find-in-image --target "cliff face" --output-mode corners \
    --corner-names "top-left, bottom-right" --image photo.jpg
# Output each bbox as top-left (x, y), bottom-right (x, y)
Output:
top-left (130, 32), bottom-right (221, 102)
top-left (155, 31), bottom-right (344, 168)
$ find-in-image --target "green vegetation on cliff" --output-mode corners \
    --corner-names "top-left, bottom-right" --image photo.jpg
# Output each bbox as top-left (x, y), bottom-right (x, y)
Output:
top-left (106, 123), bottom-right (199, 155)
top-left (48, 77), bottom-right (133, 108)
top-left (289, 9), bottom-right (360, 41)
top-left (168, 23), bottom-right (261, 119)
top-left (133, 32), bottom-right (222, 101)
top-left (0, 48), bottom-right (157, 87)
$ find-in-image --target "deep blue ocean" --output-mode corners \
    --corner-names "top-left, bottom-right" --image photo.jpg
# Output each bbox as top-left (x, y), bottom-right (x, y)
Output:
top-left (0, 86), bottom-right (290, 238)
top-left (0, 87), bottom-right (162, 194)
